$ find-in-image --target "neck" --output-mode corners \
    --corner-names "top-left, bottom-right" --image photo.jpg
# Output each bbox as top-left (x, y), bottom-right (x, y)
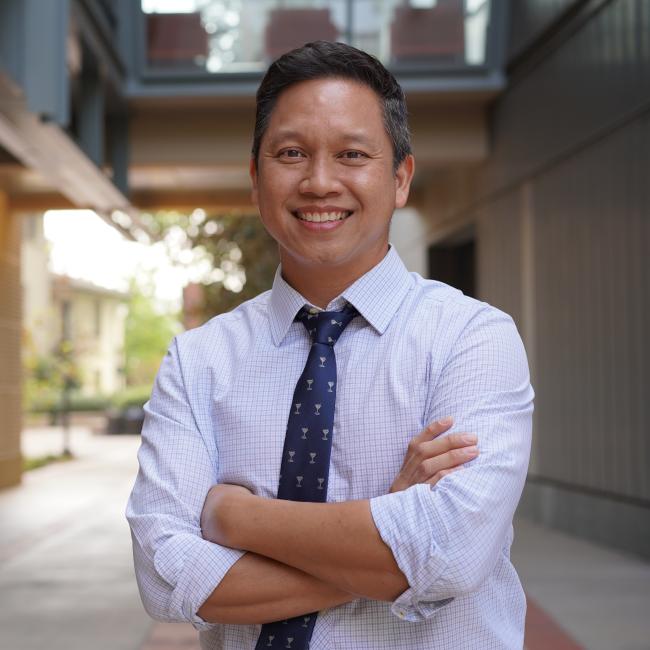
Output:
top-left (284, 274), bottom-right (350, 310)
top-left (280, 247), bottom-right (389, 309)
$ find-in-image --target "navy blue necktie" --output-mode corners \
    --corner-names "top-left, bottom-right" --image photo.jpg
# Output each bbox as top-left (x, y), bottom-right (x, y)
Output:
top-left (255, 303), bottom-right (358, 650)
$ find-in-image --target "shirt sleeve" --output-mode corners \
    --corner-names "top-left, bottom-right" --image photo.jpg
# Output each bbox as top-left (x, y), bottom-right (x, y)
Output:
top-left (125, 336), bottom-right (245, 631)
top-left (369, 305), bottom-right (534, 622)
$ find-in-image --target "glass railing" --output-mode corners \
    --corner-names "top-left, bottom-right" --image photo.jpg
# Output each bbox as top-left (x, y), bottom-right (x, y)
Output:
top-left (140, 0), bottom-right (491, 75)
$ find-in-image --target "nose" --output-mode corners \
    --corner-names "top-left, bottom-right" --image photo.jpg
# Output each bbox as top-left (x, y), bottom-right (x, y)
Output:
top-left (299, 155), bottom-right (342, 196)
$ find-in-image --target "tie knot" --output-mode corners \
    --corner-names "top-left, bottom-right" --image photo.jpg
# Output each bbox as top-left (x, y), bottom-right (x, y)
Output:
top-left (296, 304), bottom-right (358, 346)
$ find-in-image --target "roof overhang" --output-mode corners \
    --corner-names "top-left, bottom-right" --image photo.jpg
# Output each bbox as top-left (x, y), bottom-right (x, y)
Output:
top-left (0, 73), bottom-right (150, 241)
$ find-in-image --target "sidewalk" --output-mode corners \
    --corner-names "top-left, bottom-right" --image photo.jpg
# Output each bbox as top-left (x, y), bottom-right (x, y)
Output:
top-left (0, 426), bottom-right (153, 650)
top-left (512, 517), bottom-right (650, 650)
top-left (2, 425), bottom-right (649, 650)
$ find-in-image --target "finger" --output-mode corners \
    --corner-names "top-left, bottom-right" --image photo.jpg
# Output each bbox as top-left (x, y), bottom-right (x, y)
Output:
top-left (417, 445), bottom-right (478, 480)
top-left (417, 416), bottom-right (454, 442)
top-left (401, 418), bottom-right (458, 478)
top-left (419, 431), bottom-right (478, 458)
top-left (425, 465), bottom-right (463, 486)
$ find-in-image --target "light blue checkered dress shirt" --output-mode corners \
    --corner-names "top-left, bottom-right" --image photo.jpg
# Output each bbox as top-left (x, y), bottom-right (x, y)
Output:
top-left (126, 245), bottom-right (534, 649)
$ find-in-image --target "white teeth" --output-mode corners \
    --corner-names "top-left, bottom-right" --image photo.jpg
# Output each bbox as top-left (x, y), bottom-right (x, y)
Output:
top-left (297, 211), bottom-right (349, 222)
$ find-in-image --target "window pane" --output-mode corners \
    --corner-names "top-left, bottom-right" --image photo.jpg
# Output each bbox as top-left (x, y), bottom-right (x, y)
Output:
top-left (141, 0), bottom-right (491, 73)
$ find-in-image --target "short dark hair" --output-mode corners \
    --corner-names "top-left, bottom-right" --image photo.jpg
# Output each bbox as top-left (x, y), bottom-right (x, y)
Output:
top-left (252, 41), bottom-right (411, 173)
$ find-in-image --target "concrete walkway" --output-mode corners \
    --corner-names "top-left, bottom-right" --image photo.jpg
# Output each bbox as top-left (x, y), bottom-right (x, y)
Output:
top-left (2, 425), bottom-right (649, 650)
top-left (512, 518), bottom-right (650, 650)
top-left (0, 426), bottom-right (153, 650)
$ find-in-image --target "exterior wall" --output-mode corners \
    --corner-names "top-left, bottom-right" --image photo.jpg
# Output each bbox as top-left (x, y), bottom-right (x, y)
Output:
top-left (21, 213), bottom-right (54, 357)
top-left (389, 208), bottom-right (430, 278)
top-left (21, 214), bottom-right (127, 399)
top-left (476, 193), bottom-right (523, 327)
top-left (507, 0), bottom-right (579, 62)
top-left (0, 191), bottom-right (22, 488)
top-left (531, 119), bottom-right (650, 503)
top-left (404, 0), bottom-right (650, 557)
top-left (98, 300), bottom-right (128, 395)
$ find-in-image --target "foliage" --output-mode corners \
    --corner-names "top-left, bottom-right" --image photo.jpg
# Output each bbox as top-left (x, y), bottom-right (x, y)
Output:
top-left (23, 339), bottom-right (83, 413)
top-left (23, 452), bottom-right (74, 472)
top-left (142, 210), bottom-right (279, 323)
top-left (124, 278), bottom-right (180, 387)
top-left (110, 385), bottom-right (153, 410)
top-left (28, 391), bottom-right (110, 414)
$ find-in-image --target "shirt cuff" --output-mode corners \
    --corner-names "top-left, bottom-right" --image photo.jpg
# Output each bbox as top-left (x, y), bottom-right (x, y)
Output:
top-left (154, 532), bottom-right (245, 631)
top-left (370, 484), bottom-right (454, 622)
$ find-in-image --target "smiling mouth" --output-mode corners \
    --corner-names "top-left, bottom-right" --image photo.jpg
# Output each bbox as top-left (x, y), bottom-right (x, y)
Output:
top-left (292, 210), bottom-right (353, 223)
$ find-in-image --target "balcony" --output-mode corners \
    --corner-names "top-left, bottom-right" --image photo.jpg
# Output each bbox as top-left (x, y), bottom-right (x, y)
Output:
top-left (135, 0), bottom-right (500, 95)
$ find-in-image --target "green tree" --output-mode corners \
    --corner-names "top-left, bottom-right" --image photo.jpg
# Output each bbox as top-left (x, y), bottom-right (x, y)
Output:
top-left (143, 210), bottom-right (279, 324)
top-left (23, 331), bottom-right (83, 413)
top-left (124, 279), bottom-right (180, 387)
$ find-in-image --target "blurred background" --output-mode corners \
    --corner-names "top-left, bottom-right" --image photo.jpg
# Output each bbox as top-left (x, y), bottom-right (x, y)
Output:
top-left (0, 1), bottom-right (648, 649)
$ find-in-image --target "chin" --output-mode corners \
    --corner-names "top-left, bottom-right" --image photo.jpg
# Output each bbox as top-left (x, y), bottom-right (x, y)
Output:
top-left (307, 243), bottom-right (355, 264)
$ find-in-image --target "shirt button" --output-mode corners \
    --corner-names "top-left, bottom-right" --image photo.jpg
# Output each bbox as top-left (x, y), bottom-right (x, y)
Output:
top-left (398, 610), bottom-right (405, 618)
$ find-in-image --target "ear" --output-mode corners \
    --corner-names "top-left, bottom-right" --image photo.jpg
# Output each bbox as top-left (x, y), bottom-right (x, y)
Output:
top-left (249, 157), bottom-right (259, 206)
top-left (394, 154), bottom-right (415, 209)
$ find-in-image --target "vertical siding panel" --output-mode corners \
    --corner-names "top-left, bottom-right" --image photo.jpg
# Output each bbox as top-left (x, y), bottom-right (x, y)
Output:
top-left (535, 194), bottom-right (546, 478)
top-left (476, 193), bottom-right (523, 327)
top-left (619, 125), bottom-right (634, 498)
top-left (606, 132), bottom-right (622, 495)
top-left (593, 157), bottom-right (606, 491)
top-left (575, 157), bottom-right (590, 489)
top-left (636, 113), bottom-right (650, 501)
top-left (531, 112), bottom-right (650, 501)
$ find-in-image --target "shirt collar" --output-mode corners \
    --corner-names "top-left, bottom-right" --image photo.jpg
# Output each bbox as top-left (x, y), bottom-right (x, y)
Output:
top-left (268, 245), bottom-right (413, 346)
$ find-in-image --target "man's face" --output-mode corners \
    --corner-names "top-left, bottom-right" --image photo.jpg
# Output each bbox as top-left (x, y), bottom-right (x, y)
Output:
top-left (250, 77), bottom-right (414, 279)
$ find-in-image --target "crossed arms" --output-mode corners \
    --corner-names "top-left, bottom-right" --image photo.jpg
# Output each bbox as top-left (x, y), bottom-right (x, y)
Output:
top-left (197, 418), bottom-right (475, 624)
top-left (126, 307), bottom-right (533, 629)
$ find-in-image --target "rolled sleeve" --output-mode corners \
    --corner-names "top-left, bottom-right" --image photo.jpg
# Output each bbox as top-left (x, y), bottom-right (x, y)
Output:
top-left (370, 306), bottom-right (534, 622)
top-left (370, 485), bottom-right (453, 621)
top-left (125, 336), bottom-right (244, 631)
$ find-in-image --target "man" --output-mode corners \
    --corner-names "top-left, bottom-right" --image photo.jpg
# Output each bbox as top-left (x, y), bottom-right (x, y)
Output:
top-left (127, 41), bottom-right (533, 649)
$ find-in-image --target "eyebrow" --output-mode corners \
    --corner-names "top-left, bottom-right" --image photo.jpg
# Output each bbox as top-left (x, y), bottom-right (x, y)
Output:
top-left (264, 129), bottom-right (377, 150)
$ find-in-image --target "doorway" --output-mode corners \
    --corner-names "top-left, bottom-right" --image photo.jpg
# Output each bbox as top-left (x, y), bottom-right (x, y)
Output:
top-left (427, 230), bottom-right (476, 298)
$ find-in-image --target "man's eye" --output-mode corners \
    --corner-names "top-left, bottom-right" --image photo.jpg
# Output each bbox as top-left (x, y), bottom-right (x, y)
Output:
top-left (280, 149), bottom-right (304, 159)
top-left (340, 151), bottom-right (367, 160)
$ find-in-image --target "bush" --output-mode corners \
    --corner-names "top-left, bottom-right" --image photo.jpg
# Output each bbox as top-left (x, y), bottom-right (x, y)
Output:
top-left (110, 385), bottom-right (153, 410)
top-left (29, 391), bottom-right (110, 414)
top-left (26, 390), bottom-right (59, 414)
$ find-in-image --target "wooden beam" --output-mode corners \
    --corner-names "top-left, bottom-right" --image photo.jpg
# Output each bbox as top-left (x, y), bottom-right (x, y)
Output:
top-left (10, 188), bottom-right (256, 216)
top-left (9, 193), bottom-right (76, 212)
top-left (132, 189), bottom-right (255, 212)
top-left (0, 74), bottom-right (149, 238)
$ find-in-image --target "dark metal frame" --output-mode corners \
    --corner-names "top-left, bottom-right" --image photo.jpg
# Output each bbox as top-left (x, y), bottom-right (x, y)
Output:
top-left (121, 0), bottom-right (508, 98)
top-left (0, 0), bottom-right (146, 235)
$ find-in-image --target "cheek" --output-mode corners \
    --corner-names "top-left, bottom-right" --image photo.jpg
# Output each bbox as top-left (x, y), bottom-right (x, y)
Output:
top-left (258, 172), bottom-right (297, 206)
top-left (257, 184), bottom-right (285, 215)
top-left (353, 164), bottom-right (394, 188)
top-left (354, 172), bottom-right (397, 208)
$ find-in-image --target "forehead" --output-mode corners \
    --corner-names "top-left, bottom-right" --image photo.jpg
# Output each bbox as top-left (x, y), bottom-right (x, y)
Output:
top-left (265, 77), bottom-right (387, 142)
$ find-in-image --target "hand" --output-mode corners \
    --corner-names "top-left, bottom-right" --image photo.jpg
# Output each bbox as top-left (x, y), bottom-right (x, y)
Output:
top-left (201, 484), bottom-right (255, 547)
top-left (389, 417), bottom-right (478, 493)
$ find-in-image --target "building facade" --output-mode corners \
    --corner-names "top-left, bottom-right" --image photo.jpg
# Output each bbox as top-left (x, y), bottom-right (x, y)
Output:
top-left (405, 0), bottom-right (650, 558)
top-left (50, 275), bottom-right (128, 397)
top-left (0, 1), bottom-right (647, 559)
